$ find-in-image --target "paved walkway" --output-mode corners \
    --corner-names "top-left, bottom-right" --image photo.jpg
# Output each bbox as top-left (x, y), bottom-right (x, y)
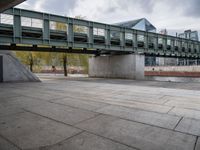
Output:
top-left (1, 76), bottom-right (200, 150)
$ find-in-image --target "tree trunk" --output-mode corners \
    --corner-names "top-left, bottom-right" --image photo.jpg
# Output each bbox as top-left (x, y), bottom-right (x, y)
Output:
top-left (63, 54), bottom-right (67, 76)
top-left (30, 54), bottom-right (33, 72)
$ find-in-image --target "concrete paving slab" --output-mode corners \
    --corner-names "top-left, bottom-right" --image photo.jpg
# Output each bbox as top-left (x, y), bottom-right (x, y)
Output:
top-left (14, 89), bottom-right (68, 101)
top-left (108, 94), bottom-right (166, 104)
top-left (92, 98), bottom-right (172, 113)
top-left (195, 137), bottom-right (200, 150)
top-left (0, 112), bottom-right (81, 149)
top-left (2, 77), bottom-right (200, 149)
top-left (0, 106), bottom-right (24, 117)
top-left (169, 107), bottom-right (200, 120)
top-left (0, 91), bottom-right (20, 99)
top-left (76, 115), bottom-right (196, 150)
top-left (56, 91), bottom-right (173, 113)
top-left (0, 136), bottom-right (20, 150)
top-left (162, 95), bottom-right (200, 104)
top-left (52, 97), bottom-right (108, 111)
top-left (25, 102), bottom-right (99, 125)
top-left (38, 132), bottom-right (136, 150)
top-left (0, 96), bottom-right (50, 109)
top-left (165, 100), bottom-right (200, 111)
top-left (96, 105), bottom-right (181, 129)
top-left (175, 118), bottom-right (200, 136)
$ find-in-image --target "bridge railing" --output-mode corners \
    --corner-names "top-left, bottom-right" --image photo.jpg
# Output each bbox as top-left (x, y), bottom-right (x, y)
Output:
top-left (0, 8), bottom-right (200, 57)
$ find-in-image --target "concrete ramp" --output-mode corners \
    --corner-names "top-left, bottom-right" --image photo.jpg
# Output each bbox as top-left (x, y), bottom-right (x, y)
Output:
top-left (0, 51), bottom-right (40, 82)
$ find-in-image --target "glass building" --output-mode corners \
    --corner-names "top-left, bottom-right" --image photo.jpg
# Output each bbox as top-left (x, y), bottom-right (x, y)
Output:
top-left (178, 30), bottom-right (199, 41)
top-left (178, 30), bottom-right (199, 66)
top-left (114, 18), bottom-right (157, 66)
top-left (114, 18), bottom-right (156, 32)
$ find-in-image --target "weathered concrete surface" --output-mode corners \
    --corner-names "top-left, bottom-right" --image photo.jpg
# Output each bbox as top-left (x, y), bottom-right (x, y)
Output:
top-left (25, 102), bottom-right (98, 125)
top-left (0, 136), bottom-right (20, 150)
top-left (169, 107), bottom-right (200, 120)
top-left (96, 105), bottom-right (181, 129)
top-left (175, 118), bottom-right (200, 136)
top-left (39, 132), bottom-right (136, 150)
top-left (196, 138), bottom-right (200, 150)
top-left (52, 96), bottom-right (108, 111)
top-left (0, 112), bottom-right (81, 149)
top-left (0, 51), bottom-right (40, 82)
top-left (89, 54), bottom-right (144, 80)
top-left (1, 76), bottom-right (200, 149)
top-left (76, 115), bottom-right (196, 150)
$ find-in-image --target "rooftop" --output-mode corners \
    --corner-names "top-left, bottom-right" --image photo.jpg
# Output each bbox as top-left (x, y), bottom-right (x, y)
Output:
top-left (114, 18), bottom-right (156, 32)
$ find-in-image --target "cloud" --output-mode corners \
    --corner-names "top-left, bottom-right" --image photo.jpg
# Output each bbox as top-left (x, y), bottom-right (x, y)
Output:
top-left (184, 0), bottom-right (200, 17)
top-left (17, 0), bottom-right (78, 15)
top-left (16, 0), bottom-right (200, 36)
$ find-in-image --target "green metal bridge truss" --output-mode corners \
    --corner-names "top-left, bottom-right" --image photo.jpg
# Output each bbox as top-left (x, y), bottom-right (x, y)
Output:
top-left (0, 8), bottom-right (200, 58)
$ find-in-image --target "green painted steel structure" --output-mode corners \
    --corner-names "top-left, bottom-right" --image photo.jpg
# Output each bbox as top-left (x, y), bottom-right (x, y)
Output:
top-left (0, 8), bottom-right (200, 58)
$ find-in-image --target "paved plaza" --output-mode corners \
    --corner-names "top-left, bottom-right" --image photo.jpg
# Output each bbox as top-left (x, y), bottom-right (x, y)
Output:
top-left (0, 75), bottom-right (200, 150)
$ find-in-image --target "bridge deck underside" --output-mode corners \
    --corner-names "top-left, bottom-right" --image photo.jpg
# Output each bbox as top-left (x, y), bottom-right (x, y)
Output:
top-left (0, 8), bottom-right (200, 58)
top-left (0, 0), bottom-right (25, 12)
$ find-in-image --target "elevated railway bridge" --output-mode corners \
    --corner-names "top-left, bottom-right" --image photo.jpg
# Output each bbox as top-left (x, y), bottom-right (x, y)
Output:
top-left (0, 8), bottom-right (200, 58)
top-left (0, 7), bottom-right (200, 81)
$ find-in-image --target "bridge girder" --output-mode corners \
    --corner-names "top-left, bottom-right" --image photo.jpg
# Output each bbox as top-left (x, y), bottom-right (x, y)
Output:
top-left (0, 8), bottom-right (200, 58)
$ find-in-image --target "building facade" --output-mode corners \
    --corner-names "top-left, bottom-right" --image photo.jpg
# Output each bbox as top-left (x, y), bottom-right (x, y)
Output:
top-left (178, 30), bottom-right (199, 41)
top-left (114, 18), bottom-right (157, 66)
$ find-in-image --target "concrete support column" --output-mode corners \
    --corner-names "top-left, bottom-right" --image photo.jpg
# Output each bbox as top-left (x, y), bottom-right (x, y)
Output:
top-left (89, 54), bottom-right (144, 80)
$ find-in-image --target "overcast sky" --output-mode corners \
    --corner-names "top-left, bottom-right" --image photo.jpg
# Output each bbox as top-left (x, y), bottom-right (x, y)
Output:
top-left (16, 0), bottom-right (200, 36)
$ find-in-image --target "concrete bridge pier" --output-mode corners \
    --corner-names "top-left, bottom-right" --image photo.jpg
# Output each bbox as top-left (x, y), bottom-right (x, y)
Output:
top-left (0, 51), bottom-right (40, 82)
top-left (89, 54), bottom-right (145, 80)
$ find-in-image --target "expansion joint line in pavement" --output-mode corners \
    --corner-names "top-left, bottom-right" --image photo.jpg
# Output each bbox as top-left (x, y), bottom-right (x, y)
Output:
top-left (0, 133), bottom-right (23, 150)
top-left (22, 109), bottom-right (140, 150)
top-left (28, 131), bottom-right (85, 150)
top-left (173, 116), bottom-right (183, 130)
top-left (193, 136), bottom-right (199, 150)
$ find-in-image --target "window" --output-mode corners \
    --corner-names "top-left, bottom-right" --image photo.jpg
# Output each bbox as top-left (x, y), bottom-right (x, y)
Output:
top-left (73, 25), bottom-right (88, 34)
top-left (93, 28), bottom-right (105, 36)
top-left (50, 21), bottom-right (67, 32)
top-left (21, 17), bottom-right (43, 28)
top-left (0, 14), bottom-right (13, 25)
top-left (137, 35), bottom-right (144, 41)
top-left (125, 33), bottom-right (133, 40)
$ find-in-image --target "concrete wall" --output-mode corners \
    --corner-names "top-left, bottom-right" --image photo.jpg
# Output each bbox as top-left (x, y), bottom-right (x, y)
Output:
top-left (89, 54), bottom-right (144, 80)
top-left (0, 51), bottom-right (40, 82)
top-left (145, 66), bottom-right (200, 72)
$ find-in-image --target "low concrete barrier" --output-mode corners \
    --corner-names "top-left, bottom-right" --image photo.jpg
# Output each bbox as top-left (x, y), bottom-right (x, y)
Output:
top-left (145, 66), bottom-right (200, 77)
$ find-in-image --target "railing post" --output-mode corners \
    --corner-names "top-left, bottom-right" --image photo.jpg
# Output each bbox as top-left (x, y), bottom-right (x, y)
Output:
top-left (120, 28), bottom-right (125, 50)
top-left (133, 31), bottom-right (137, 51)
top-left (171, 39), bottom-right (175, 52)
top-left (155, 35), bottom-right (158, 52)
top-left (105, 25), bottom-right (110, 50)
top-left (144, 32), bottom-right (148, 50)
top-left (13, 9), bottom-right (21, 43)
top-left (67, 18), bottom-right (74, 48)
top-left (163, 37), bottom-right (167, 52)
top-left (43, 13), bottom-right (50, 45)
top-left (88, 22), bottom-right (93, 49)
